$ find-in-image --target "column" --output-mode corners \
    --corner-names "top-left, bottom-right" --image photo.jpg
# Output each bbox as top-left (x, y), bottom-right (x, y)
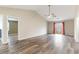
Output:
top-left (1, 15), bottom-right (8, 44)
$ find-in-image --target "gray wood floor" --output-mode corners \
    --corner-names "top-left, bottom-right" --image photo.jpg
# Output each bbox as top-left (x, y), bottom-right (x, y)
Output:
top-left (0, 34), bottom-right (79, 54)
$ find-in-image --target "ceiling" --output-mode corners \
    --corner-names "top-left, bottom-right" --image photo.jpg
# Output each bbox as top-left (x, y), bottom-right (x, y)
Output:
top-left (0, 5), bottom-right (77, 22)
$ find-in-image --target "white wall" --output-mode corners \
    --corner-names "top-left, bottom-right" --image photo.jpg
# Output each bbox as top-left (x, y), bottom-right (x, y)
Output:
top-left (0, 16), bottom-right (2, 29)
top-left (74, 17), bottom-right (79, 42)
top-left (0, 7), bottom-right (47, 43)
top-left (74, 6), bottom-right (79, 42)
top-left (18, 12), bottom-right (47, 40)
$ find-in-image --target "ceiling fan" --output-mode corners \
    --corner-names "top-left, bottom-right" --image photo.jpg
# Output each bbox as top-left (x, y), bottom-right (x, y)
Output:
top-left (47, 5), bottom-right (57, 19)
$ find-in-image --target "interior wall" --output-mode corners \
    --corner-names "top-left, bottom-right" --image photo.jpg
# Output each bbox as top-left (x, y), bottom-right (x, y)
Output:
top-left (74, 6), bottom-right (79, 42)
top-left (75, 17), bottom-right (79, 42)
top-left (0, 16), bottom-right (2, 38)
top-left (64, 20), bottom-right (74, 36)
top-left (0, 16), bottom-right (2, 29)
top-left (19, 13), bottom-right (47, 40)
top-left (0, 7), bottom-right (47, 43)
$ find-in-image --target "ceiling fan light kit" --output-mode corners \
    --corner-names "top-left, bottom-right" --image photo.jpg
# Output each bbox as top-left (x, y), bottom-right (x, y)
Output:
top-left (48, 5), bottom-right (57, 21)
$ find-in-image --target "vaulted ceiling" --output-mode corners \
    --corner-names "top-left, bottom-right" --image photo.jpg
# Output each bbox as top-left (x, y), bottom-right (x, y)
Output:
top-left (0, 5), bottom-right (77, 22)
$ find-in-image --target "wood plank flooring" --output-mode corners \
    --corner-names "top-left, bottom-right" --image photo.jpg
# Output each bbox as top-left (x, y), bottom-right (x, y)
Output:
top-left (0, 34), bottom-right (78, 54)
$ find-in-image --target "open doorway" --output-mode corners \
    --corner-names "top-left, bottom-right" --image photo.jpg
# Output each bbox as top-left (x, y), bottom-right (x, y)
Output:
top-left (8, 16), bottom-right (18, 44)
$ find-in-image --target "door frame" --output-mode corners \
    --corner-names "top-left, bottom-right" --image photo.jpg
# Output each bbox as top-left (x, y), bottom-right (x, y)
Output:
top-left (7, 16), bottom-right (19, 41)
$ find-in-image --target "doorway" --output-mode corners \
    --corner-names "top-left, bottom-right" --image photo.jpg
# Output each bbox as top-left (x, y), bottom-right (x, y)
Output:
top-left (8, 16), bottom-right (18, 45)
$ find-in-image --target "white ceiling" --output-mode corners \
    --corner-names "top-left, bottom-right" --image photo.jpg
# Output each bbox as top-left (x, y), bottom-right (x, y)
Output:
top-left (0, 5), bottom-right (76, 22)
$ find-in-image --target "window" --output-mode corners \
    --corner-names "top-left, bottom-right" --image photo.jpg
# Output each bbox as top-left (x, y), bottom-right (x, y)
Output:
top-left (53, 22), bottom-right (64, 34)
